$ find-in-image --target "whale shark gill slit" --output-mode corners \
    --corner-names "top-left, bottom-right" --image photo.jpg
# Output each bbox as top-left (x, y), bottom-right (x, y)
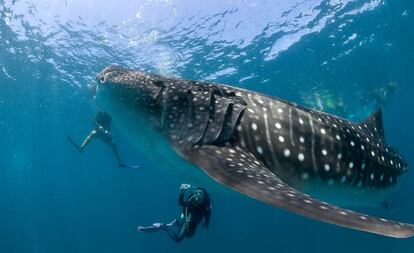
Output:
top-left (183, 89), bottom-right (212, 144)
top-left (163, 84), bottom-right (246, 145)
top-left (202, 94), bottom-right (233, 144)
top-left (175, 144), bottom-right (414, 238)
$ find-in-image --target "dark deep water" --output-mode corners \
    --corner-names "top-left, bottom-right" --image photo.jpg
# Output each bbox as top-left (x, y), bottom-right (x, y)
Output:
top-left (1, 0), bottom-right (414, 252)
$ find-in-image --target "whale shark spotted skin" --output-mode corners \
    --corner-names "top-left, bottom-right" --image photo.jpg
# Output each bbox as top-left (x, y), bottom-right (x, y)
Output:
top-left (95, 65), bottom-right (414, 238)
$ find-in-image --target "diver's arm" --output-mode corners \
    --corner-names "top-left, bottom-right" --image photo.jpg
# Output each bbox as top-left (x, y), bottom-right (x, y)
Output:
top-left (178, 184), bottom-right (191, 206)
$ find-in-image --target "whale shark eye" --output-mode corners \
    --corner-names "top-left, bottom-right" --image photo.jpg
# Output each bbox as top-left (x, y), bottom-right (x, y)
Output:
top-left (99, 76), bottom-right (105, 83)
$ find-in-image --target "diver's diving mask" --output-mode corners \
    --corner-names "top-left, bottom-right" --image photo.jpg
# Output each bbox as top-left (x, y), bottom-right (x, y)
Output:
top-left (192, 189), bottom-right (205, 205)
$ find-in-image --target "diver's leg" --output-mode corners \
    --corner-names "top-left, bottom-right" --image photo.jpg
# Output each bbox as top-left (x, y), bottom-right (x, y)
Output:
top-left (162, 215), bottom-right (189, 243)
top-left (103, 137), bottom-right (140, 169)
top-left (79, 129), bottom-right (98, 152)
top-left (163, 222), bottom-right (187, 243)
top-left (103, 138), bottom-right (124, 167)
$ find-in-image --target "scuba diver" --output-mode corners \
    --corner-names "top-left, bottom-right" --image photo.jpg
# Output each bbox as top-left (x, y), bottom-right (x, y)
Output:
top-left (138, 184), bottom-right (212, 243)
top-left (359, 81), bottom-right (398, 110)
top-left (67, 111), bottom-right (140, 169)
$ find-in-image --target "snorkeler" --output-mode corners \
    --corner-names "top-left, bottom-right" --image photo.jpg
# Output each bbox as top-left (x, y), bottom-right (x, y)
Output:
top-left (359, 81), bottom-right (398, 110)
top-left (138, 184), bottom-right (212, 243)
top-left (67, 111), bottom-right (140, 169)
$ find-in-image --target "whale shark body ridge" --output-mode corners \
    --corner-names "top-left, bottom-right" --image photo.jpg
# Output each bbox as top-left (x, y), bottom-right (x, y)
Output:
top-left (96, 65), bottom-right (414, 238)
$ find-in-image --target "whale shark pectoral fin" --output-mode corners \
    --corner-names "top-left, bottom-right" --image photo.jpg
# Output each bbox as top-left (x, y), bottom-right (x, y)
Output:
top-left (176, 144), bottom-right (414, 238)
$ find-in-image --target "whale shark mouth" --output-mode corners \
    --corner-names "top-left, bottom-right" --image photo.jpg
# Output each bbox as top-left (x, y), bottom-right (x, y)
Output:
top-left (96, 65), bottom-right (131, 84)
top-left (95, 65), bottom-right (414, 239)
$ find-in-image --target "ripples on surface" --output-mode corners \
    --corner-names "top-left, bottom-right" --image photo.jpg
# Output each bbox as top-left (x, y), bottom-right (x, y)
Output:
top-left (0, 0), bottom-right (411, 117)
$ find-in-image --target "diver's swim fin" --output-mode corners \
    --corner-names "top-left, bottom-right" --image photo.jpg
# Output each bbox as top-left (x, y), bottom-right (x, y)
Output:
top-left (137, 221), bottom-right (175, 233)
top-left (66, 136), bottom-right (81, 152)
top-left (138, 223), bottom-right (165, 233)
top-left (119, 163), bottom-right (141, 169)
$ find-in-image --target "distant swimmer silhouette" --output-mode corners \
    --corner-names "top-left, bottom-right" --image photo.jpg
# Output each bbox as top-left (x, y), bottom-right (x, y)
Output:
top-left (359, 81), bottom-right (398, 110)
top-left (138, 184), bottom-right (212, 242)
top-left (67, 111), bottom-right (140, 169)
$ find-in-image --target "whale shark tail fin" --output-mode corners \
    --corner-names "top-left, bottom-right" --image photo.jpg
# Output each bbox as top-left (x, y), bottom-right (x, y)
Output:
top-left (359, 109), bottom-right (385, 142)
top-left (175, 144), bottom-right (414, 238)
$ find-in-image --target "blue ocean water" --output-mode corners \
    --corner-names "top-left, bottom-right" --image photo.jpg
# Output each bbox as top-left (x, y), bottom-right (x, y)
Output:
top-left (1, 0), bottom-right (414, 252)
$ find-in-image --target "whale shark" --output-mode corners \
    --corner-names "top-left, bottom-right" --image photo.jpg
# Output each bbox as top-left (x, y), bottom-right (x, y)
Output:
top-left (95, 65), bottom-right (414, 238)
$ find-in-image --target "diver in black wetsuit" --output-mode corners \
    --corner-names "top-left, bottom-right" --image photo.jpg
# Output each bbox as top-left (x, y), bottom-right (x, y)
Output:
top-left (138, 184), bottom-right (212, 242)
top-left (67, 111), bottom-right (139, 169)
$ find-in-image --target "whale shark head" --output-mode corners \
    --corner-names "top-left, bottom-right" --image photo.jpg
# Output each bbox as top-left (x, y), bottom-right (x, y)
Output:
top-left (94, 65), bottom-right (205, 176)
top-left (96, 65), bottom-right (232, 145)
top-left (95, 65), bottom-right (166, 121)
top-left (95, 66), bottom-right (171, 163)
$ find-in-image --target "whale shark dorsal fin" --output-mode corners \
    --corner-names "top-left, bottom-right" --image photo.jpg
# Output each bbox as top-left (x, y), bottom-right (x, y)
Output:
top-left (175, 144), bottom-right (414, 238)
top-left (360, 109), bottom-right (385, 142)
